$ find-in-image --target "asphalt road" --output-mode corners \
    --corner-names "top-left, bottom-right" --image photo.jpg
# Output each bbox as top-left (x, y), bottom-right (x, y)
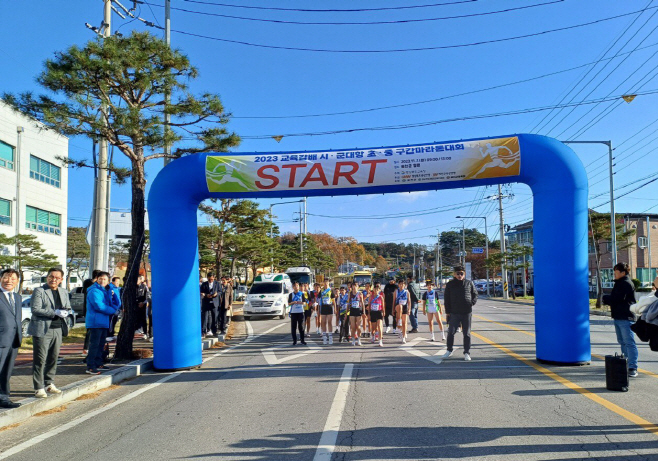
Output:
top-left (1, 299), bottom-right (658, 460)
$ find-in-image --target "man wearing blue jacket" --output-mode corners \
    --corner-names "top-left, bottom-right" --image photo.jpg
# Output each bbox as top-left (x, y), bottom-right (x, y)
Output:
top-left (85, 272), bottom-right (119, 375)
top-left (106, 276), bottom-right (122, 342)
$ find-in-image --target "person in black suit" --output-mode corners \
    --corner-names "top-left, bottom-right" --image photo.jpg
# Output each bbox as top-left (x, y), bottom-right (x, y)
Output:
top-left (200, 273), bottom-right (221, 337)
top-left (0, 269), bottom-right (22, 408)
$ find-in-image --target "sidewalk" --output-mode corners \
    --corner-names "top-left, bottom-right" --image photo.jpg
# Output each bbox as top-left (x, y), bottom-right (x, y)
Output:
top-left (0, 323), bottom-right (236, 430)
top-left (484, 296), bottom-right (612, 316)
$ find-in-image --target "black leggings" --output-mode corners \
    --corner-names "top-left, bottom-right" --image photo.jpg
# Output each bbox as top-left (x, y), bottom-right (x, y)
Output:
top-left (339, 314), bottom-right (350, 341)
top-left (290, 312), bottom-right (305, 343)
top-left (384, 304), bottom-right (394, 328)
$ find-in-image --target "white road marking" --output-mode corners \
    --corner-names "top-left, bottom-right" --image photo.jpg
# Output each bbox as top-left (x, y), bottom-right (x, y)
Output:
top-left (262, 339), bottom-right (321, 365)
top-left (399, 337), bottom-right (458, 365)
top-left (313, 363), bottom-right (355, 461)
top-left (0, 321), bottom-right (287, 458)
top-left (246, 320), bottom-right (254, 338)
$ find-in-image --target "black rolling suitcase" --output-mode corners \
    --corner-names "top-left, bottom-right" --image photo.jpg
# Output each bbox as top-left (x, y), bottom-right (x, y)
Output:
top-left (605, 353), bottom-right (629, 392)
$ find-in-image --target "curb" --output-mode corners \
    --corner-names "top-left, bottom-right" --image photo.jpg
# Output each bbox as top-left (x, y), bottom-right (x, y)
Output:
top-left (0, 338), bottom-right (221, 430)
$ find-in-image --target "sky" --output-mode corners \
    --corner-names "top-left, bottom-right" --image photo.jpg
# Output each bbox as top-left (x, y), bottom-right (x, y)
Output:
top-left (1, 0), bottom-right (657, 248)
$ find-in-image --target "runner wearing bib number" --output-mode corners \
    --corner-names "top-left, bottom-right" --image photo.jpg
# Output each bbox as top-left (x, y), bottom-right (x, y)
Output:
top-left (288, 283), bottom-right (307, 346)
top-left (369, 284), bottom-right (385, 347)
top-left (320, 280), bottom-right (336, 345)
top-left (337, 287), bottom-right (350, 343)
top-left (362, 283), bottom-right (371, 339)
top-left (394, 280), bottom-right (410, 343)
top-left (348, 283), bottom-right (365, 346)
top-left (423, 281), bottom-right (445, 342)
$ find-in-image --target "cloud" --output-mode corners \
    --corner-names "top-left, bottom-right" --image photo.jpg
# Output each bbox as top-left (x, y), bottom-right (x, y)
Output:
top-left (400, 219), bottom-right (420, 229)
top-left (388, 191), bottom-right (430, 203)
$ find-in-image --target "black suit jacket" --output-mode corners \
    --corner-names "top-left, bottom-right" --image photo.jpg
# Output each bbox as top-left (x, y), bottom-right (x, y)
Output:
top-left (200, 281), bottom-right (221, 309)
top-left (0, 290), bottom-right (22, 349)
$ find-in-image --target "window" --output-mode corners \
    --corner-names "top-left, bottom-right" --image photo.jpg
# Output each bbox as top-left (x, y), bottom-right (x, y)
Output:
top-left (0, 140), bottom-right (14, 170)
top-left (600, 269), bottom-right (614, 289)
top-left (25, 205), bottom-right (61, 235)
top-left (636, 268), bottom-right (658, 286)
top-left (0, 198), bottom-right (10, 226)
top-left (29, 156), bottom-right (61, 188)
top-left (638, 236), bottom-right (648, 248)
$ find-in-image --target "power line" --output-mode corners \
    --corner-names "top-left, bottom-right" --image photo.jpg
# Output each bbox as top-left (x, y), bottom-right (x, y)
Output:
top-left (144, 0), bottom-right (563, 26)
top-left (168, 7), bottom-right (658, 53)
top-left (592, 175), bottom-right (658, 209)
top-left (180, 0), bottom-right (480, 12)
top-left (239, 89), bottom-right (658, 139)
top-left (529, 0), bottom-right (655, 134)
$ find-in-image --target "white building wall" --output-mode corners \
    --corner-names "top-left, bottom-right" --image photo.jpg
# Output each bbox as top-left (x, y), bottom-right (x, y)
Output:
top-left (0, 101), bottom-right (68, 290)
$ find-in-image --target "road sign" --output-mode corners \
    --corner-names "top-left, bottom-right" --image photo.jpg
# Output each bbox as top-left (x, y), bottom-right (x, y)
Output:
top-left (472, 247), bottom-right (484, 254)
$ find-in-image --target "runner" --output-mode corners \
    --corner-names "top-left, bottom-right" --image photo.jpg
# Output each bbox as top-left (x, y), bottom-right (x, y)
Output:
top-left (333, 285), bottom-right (341, 334)
top-left (288, 282), bottom-right (307, 346)
top-left (349, 282), bottom-right (365, 346)
top-left (319, 280), bottom-right (336, 345)
top-left (423, 280), bottom-right (445, 342)
top-left (369, 283), bottom-right (385, 347)
top-left (311, 282), bottom-right (321, 335)
top-left (362, 283), bottom-right (371, 339)
top-left (337, 286), bottom-right (350, 343)
top-left (394, 280), bottom-right (409, 343)
top-left (383, 278), bottom-right (397, 334)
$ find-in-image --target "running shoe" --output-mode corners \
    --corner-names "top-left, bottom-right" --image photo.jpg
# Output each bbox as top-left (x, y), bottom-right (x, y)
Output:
top-left (351, 338), bottom-right (356, 346)
top-left (629, 368), bottom-right (638, 377)
top-left (301, 341), bottom-right (307, 345)
top-left (402, 337), bottom-right (406, 344)
top-left (379, 340), bottom-right (383, 347)
top-left (323, 335), bottom-right (328, 345)
top-left (444, 350), bottom-right (453, 358)
top-left (357, 338), bottom-right (362, 346)
top-left (430, 334), bottom-right (435, 342)
top-left (386, 326), bottom-right (391, 334)
top-left (464, 353), bottom-right (472, 361)
top-left (329, 335), bottom-right (333, 345)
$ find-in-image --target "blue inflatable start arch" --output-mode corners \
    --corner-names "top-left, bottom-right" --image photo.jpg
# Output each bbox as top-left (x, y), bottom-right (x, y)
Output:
top-left (148, 133), bottom-right (590, 370)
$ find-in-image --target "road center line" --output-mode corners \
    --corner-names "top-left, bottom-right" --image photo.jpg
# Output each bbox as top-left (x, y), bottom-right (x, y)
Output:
top-left (471, 330), bottom-right (658, 438)
top-left (1, 321), bottom-right (287, 458)
top-left (313, 363), bottom-right (354, 461)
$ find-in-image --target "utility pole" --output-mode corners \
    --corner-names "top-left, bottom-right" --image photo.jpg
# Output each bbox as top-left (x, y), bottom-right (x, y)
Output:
top-left (498, 185), bottom-right (509, 299)
top-left (90, 0), bottom-right (112, 273)
top-left (14, 126), bottom-right (23, 275)
top-left (460, 220), bottom-right (466, 266)
top-left (163, 0), bottom-right (172, 166)
top-left (303, 197), bottom-right (307, 235)
top-left (436, 233), bottom-right (441, 288)
top-left (299, 202), bottom-right (304, 265)
top-left (648, 216), bottom-right (653, 283)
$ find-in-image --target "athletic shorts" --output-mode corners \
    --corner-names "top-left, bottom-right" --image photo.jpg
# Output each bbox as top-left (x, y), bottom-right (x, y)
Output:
top-left (402, 305), bottom-right (409, 315)
top-left (320, 304), bottom-right (334, 316)
top-left (370, 310), bottom-right (383, 322)
top-left (304, 309), bottom-right (313, 319)
top-left (349, 308), bottom-right (363, 317)
top-left (426, 305), bottom-right (438, 314)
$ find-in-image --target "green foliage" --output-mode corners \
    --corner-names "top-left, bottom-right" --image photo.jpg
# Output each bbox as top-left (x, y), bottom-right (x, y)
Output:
top-left (0, 233), bottom-right (59, 291)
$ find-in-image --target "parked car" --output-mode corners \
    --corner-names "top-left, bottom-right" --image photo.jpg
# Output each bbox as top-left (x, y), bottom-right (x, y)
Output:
top-left (21, 296), bottom-right (77, 337)
top-left (510, 285), bottom-right (526, 296)
top-left (69, 286), bottom-right (86, 319)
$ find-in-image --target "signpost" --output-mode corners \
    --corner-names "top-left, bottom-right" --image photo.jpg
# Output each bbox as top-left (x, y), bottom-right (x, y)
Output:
top-left (472, 247), bottom-right (484, 254)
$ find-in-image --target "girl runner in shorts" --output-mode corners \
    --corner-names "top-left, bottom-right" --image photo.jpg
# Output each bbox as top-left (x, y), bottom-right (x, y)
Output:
top-left (394, 280), bottom-right (409, 343)
top-left (337, 286), bottom-right (350, 343)
top-left (369, 283), bottom-right (385, 347)
top-left (349, 282), bottom-right (365, 346)
top-left (423, 280), bottom-right (445, 341)
top-left (319, 280), bottom-right (335, 345)
top-left (362, 283), bottom-right (371, 338)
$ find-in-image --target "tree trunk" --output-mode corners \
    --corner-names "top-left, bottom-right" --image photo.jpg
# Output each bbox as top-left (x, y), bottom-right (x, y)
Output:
top-left (115, 153), bottom-right (146, 360)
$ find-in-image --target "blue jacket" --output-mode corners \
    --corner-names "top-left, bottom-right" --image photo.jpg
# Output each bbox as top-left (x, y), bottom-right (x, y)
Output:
top-left (109, 283), bottom-right (122, 310)
top-left (85, 283), bottom-right (119, 329)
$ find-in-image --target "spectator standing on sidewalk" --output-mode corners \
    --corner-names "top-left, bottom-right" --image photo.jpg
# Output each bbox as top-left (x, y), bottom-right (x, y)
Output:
top-left (223, 277), bottom-right (233, 328)
top-left (135, 275), bottom-right (150, 340)
top-left (200, 273), bottom-right (220, 337)
top-left (603, 262), bottom-right (639, 378)
top-left (28, 268), bottom-right (71, 398)
top-left (218, 277), bottom-right (231, 335)
top-left (407, 275), bottom-right (421, 334)
top-left (107, 276), bottom-right (123, 341)
top-left (383, 279), bottom-right (397, 334)
top-left (444, 266), bottom-right (477, 361)
top-left (0, 269), bottom-right (22, 408)
top-left (82, 269), bottom-right (101, 355)
top-left (85, 272), bottom-right (120, 375)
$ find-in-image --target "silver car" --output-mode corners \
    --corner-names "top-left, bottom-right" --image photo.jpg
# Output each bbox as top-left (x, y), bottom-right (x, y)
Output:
top-left (20, 296), bottom-right (76, 337)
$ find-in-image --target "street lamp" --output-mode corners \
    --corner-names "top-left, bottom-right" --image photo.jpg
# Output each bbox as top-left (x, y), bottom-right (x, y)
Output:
top-left (457, 216), bottom-right (489, 296)
top-left (269, 200), bottom-right (304, 273)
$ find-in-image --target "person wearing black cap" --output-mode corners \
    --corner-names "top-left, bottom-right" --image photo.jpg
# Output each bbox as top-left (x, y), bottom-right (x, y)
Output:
top-left (383, 278), bottom-right (397, 334)
top-left (444, 266), bottom-right (477, 361)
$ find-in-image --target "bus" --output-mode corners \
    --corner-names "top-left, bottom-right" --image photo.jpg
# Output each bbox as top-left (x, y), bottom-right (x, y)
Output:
top-left (285, 266), bottom-right (314, 286)
top-left (333, 273), bottom-right (351, 289)
top-left (352, 270), bottom-right (372, 287)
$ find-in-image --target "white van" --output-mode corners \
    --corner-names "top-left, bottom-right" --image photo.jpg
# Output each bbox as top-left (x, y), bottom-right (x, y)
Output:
top-left (243, 273), bottom-right (292, 320)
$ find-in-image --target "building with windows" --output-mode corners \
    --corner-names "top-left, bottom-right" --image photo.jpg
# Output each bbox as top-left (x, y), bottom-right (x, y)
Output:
top-left (504, 220), bottom-right (534, 289)
top-left (0, 101), bottom-right (68, 290)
